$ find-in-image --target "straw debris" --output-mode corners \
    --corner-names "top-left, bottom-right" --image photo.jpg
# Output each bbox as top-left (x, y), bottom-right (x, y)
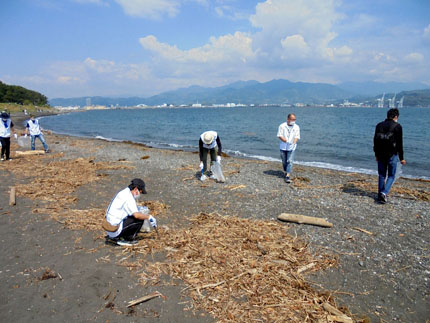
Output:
top-left (137, 213), bottom-right (342, 322)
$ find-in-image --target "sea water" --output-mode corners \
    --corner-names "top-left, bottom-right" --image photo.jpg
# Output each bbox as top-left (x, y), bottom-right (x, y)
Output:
top-left (39, 107), bottom-right (430, 179)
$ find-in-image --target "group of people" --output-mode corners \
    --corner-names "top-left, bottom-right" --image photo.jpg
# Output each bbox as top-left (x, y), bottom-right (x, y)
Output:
top-left (105, 108), bottom-right (406, 246)
top-left (2, 108), bottom-right (406, 247)
top-left (0, 112), bottom-right (49, 161)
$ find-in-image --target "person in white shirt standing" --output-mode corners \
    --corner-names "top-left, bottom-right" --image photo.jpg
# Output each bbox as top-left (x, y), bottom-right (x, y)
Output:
top-left (277, 114), bottom-right (300, 183)
top-left (25, 115), bottom-right (49, 152)
top-left (104, 178), bottom-right (157, 246)
top-left (0, 112), bottom-right (17, 161)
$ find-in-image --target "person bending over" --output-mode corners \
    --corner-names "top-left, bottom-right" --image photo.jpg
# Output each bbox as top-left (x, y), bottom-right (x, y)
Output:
top-left (199, 130), bottom-right (222, 181)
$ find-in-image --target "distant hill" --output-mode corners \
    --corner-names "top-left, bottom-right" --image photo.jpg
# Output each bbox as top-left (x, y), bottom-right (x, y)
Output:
top-left (337, 81), bottom-right (428, 96)
top-left (50, 79), bottom-right (353, 106)
top-left (0, 81), bottom-right (48, 105)
top-left (397, 89), bottom-right (430, 107)
top-left (49, 79), bottom-right (430, 107)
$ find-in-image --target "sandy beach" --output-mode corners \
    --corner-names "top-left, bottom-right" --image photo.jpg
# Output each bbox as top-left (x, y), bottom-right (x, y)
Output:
top-left (0, 113), bottom-right (429, 322)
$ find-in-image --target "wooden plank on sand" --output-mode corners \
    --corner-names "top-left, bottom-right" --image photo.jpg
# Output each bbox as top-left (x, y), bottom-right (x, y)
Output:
top-left (15, 150), bottom-right (45, 155)
top-left (9, 187), bottom-right (16, 206)
top-left (278, 213), bottom-right (333, 228)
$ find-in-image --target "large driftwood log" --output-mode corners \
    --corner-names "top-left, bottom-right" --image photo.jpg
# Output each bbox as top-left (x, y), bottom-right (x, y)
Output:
top-left (15, 150), bottom-right (45, 155)
top-left (9, 187), bottom-right (16, 206)
top-left (278, 213), bottom-right (333, 228)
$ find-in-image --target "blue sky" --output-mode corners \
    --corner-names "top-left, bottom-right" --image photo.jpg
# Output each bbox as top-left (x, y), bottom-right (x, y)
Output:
top-left (1, 0), bottom-right (429, 99)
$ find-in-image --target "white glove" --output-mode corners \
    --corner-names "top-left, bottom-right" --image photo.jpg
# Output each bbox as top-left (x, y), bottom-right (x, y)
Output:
top-left (149, 215), bottom-right (157, 228)
top-left (13, 133), bottom-right (18, 139)
top-left (216, 156), bottom-right (221, 163)
top-left (199, 162), bottom-right (204, 170)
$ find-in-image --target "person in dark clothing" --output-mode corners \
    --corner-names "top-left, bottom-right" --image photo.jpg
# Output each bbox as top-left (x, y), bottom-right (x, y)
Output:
top-left (198, 131), bottom-right (222, 181)
top-left (373, 108), bottom-right (406, 203)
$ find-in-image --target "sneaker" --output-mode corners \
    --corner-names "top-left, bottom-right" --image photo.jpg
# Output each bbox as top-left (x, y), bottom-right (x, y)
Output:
top-left (6, 158), bottom-right (12, 161)
top-left (378, 192), bottom-right (387, 204)
top-left (200, 174), bottom-right (207, 181)
top-left (209, 174), bottom-right (216, 180)
top-left (105, 236), bottom-right (138, 246)
top-left (45, 150), bottom-right (50, 153)
top-left (284, 176), bottom-right (291, 183)
top-left (116, 239), bottom-right (138, 246)
top-left (0, 158), bottom-right (4, 161)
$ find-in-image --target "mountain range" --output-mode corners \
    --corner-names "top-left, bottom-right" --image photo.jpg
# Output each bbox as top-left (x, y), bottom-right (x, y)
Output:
top-left (49, 79), bottom-right (429, 107)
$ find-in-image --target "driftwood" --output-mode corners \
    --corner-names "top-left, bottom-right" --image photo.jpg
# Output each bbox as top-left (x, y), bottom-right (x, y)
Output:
top-left (127, 291), bottom-right (163, 307)
top-left (9, 187), bottom-right (16, 206)
top-left (278, 213), bottom-right (333, 228)
top-left (323, 302), bottom-right (353, 323)
top-left (15, 150), bottom-right (45, 155)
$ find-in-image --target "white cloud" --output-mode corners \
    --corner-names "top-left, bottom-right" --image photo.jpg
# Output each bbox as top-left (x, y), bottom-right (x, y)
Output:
top-left (404, 52), bottom-right (424, 63)
top-left (280, 34), bottom-right (310, 58)
top-left (113, 0), bottom-right (209, 19)
top-left (139, 32), bottom-right (255, 64)
top-left (114, 0), bottom-right (180, 19)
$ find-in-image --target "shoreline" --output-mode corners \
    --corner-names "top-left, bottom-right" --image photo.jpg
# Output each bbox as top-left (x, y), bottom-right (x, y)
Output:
top-left (14, 110), bottom-right (429, 181)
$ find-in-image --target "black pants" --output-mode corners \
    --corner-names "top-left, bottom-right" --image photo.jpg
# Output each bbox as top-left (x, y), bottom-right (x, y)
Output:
top-left (118, 216), bottom-right (144, 240)
top-left (0, 137), bottom-right (11, 159)
top-left (201, 147), bottom-right (217, 174)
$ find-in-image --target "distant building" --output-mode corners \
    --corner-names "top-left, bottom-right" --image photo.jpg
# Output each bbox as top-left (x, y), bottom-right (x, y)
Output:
top-left (86, 98), bottom-right (91, 106)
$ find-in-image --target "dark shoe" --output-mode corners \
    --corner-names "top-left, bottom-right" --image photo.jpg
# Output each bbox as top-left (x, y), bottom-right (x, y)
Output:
top-left (284, 176), bottom-right (291, 183)
top-left (105, 236), bottom-right (137, 246)
top-left (378, 192), bottom-right (387, 204)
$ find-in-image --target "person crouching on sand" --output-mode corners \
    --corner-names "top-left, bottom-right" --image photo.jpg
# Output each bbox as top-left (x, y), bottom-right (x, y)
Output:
top-left (103, 178), bottom-right (157, 246)
top-left (277, 114), bottom-right (300, 184)
top-left (199, 130), bottom-right (222, 181)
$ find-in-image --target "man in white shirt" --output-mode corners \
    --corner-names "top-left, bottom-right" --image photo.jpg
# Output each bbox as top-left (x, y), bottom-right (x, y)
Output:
top-left (277, 114), bottom-right (300, 183)
top-left (104, 178), bottom-right (157, 246)
top-left (0, 112), bottom-right (17, 161)
top-left (25, 115), bottom-right (49, 152)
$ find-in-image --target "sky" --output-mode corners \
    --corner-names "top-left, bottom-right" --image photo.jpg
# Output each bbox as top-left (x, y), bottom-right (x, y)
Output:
top-left (0, 0), bottom-right (429, 99)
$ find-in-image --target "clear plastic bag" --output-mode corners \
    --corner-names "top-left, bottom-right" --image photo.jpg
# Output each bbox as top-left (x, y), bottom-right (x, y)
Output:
top-left (138, 206), bottom-right (151, 232)
top-left (211, 161), bottom-right (225, 182)
top-left (18, 136), bottom-right (30, 148)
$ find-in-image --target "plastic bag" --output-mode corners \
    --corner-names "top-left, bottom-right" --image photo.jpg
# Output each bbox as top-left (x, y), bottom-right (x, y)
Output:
top-left (18, 136), bottom-right (30, 148)
top-left (211, 161), bottom-right (225, 183)
top-left (138, 206), bottom-right (151, 232)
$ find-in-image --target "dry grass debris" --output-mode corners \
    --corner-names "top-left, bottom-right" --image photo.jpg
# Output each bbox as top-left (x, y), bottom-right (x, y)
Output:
top-left (136, 213), bottom-right (344, 322)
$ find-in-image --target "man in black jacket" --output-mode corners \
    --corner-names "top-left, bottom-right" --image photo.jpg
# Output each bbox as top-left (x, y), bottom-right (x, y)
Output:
top-left (373, 108), bottom-right (406, 203)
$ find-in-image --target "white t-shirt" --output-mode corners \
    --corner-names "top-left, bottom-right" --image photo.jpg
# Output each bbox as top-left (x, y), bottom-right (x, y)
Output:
top-left (200, 131), bottom-right (218, 149)
top-left (105, 187), bottom-right (138, 238)
top-left (277, 122), bottom-right (300, 151)
top-left (26, 119), bottom-right (42, 136)
top-left (0, 119), bottom-right (12, 137)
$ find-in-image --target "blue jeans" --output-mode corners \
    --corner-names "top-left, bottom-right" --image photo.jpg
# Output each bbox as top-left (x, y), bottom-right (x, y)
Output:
top-left (31, 134), bottom-right (48, 151)
top-left (280, 149), bottom-right (295, 175)
top-left (377, 154), bottom-right (399, 195)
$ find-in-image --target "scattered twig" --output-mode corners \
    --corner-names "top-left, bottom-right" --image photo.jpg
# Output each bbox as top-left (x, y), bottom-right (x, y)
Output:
top-left (127, 291), bottom-right (163, 307)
